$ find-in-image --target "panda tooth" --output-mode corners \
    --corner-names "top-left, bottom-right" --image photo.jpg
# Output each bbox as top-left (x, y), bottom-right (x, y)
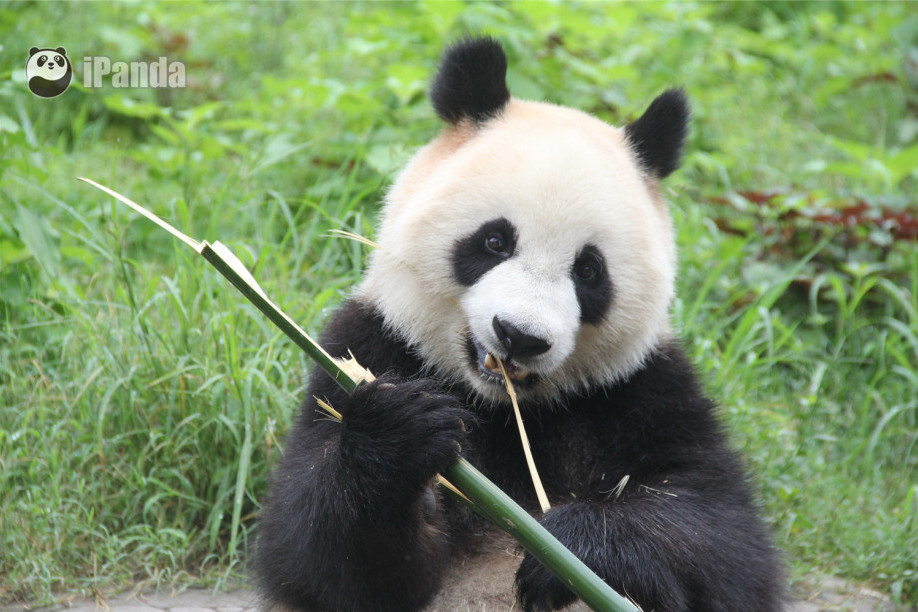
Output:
top-left (508, 366), bottom-right (530, 381)
top-left (484, 353), bottom-right (499, 373)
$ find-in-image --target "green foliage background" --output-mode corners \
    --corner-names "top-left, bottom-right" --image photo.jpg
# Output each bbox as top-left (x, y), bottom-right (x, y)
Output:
top-left (1, 1), bottom-right (916, 606)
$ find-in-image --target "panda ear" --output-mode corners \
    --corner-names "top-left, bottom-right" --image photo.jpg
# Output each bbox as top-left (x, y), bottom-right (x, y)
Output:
top-left (56, 47), bottom-right (67, 56)
top-left (30, 47), bottom-right (39, 57)
top-left (624, 88), bottom-right (690, 179)
top-left (430, 36), bottom-right (510, 125)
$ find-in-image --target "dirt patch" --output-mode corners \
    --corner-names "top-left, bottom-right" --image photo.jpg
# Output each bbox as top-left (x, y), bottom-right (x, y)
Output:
top-left (788, 574), bottom-right (902, 612)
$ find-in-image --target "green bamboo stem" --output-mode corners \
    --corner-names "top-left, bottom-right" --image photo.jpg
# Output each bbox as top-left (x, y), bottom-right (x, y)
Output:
top-left (80, 178), bottom-right (638, 612)
top-left (445, 458), bottom-right (637, 611)
top-left (199, 243), bottom-right (359, 393)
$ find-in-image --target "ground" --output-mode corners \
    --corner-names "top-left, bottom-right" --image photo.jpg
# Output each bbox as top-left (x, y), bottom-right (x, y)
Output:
top-left (0, 570), bottom-right (902, 612)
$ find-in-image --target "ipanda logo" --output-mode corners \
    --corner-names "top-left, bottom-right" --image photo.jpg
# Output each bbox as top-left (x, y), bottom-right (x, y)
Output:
top-left (26, 47), bottom-right (73, 98)
top-left (82, 56), bottom-right (186, 89)
top-left (25, 46), bottom-right (185, 98)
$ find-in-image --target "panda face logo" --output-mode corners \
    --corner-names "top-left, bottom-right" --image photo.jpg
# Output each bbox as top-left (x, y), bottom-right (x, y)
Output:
top-left (26, 47), bottom-right (73, 98)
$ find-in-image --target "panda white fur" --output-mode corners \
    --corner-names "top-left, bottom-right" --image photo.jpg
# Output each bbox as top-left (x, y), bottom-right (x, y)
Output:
top-left (255, 37), bottom-right (784, 611)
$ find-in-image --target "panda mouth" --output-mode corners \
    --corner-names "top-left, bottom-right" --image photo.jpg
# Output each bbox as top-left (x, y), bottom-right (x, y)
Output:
top-left (468, 337), bottom-right (532, 384)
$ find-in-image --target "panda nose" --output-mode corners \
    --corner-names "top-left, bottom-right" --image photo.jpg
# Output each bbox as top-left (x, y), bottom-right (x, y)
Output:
top-left (492, 316), bottom-right (551, 359)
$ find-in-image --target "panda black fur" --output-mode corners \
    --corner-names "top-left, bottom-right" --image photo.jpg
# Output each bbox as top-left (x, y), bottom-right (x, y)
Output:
top-left (254, 37), bottom-right (785, 612)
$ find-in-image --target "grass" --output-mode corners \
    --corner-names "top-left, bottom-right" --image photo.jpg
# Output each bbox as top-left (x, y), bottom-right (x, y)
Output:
top-left (1, 1), bottom-right (916, 607)
top-left (671, 203), bottom-right (918, 602)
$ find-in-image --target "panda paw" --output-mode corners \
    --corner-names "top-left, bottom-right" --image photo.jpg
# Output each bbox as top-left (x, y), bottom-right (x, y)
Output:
top-left (515, 557), bottom-right (578, 612)
top-left (514, 505), bottom-right (590, 612)
top-left (338, 374), bottom-right (470, 488)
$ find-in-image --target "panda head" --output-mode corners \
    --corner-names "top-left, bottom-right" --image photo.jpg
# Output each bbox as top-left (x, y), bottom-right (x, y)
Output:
top-left (26, 47), bottom-right (72, 98)
top-left (359, 37), bottom-right (689, 404)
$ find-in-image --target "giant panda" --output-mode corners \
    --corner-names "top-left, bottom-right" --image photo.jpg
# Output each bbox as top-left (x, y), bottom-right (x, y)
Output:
top-left (254, 37), bottom-right (785, 612)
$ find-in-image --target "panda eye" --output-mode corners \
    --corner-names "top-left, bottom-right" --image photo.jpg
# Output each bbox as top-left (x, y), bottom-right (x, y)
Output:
top-left (55, 55), bottom-right (64, 66)
top-left (453, 217), bottom-right (517, 286)
top-left (575, 260), bottom-right (599, 281)
top-left (572, 245), bottom-right (612, 324)
top-left (484, 232), bottom-right (508, 254)
top-left (38, 55), bottom-right (48, 67)
top-left (573, 251), bottom-right (604, 283)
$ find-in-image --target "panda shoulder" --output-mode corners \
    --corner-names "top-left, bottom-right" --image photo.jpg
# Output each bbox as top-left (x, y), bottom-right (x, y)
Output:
top-left (586, 340), bottom-right (714, 419)
top-left (316, 298), bottom-right (422, 378)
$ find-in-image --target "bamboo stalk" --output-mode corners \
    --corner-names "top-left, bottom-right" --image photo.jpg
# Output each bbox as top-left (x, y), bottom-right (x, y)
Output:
top-left (444, 459), bottom-right (638, 612)
top-left (79, 178), bottom-right (639, 612)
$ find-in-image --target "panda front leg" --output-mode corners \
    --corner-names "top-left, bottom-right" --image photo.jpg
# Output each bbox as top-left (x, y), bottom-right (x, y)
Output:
top-left (255, 376), bottom-right (470, 612)
top-left (513, 488), bottom-right (784, 612)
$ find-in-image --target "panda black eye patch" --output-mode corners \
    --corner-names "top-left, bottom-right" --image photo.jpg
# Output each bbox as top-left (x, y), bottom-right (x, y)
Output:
top-left (572, 244), bottom-right (613, 325)
top-left (452, 217), bottom-right (517, 286)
